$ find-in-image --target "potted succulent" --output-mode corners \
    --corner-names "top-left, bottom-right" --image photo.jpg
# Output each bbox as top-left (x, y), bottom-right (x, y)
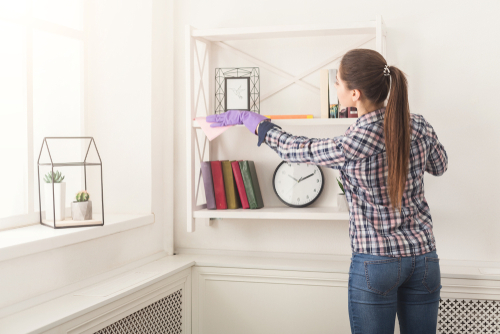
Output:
top-left (336, 177), bottom-right (348, 212)
top-left (43, 170), bottom-right (66, 221)
top-left (71, 190), bottom-right (92, 221)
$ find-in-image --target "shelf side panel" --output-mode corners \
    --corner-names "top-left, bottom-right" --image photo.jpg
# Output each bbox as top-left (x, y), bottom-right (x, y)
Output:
top-left (186, 25), bottom-right (195, 232)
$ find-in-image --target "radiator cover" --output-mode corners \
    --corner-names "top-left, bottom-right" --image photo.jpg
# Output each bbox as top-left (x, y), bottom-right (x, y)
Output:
top-left (94, 288), bottom-right (182, 334)
top-left (92, 291), bottom-right (500, 333)
top-left (438, 298), bottom-right (500, 333)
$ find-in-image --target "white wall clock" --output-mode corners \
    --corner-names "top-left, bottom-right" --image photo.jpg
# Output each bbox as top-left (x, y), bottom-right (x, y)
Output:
top-left (272, 161), bottom-right (324, 208)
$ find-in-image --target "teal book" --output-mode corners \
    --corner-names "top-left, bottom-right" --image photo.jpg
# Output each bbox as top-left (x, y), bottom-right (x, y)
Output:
top-left (238, 160), bottom-right (264, 209)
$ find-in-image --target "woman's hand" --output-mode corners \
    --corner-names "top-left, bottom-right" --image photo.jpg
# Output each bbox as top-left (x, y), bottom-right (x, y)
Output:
top-left (206, 110), bottom-right (269, 134)
top-left (206, 110), bottom-right (244, 127)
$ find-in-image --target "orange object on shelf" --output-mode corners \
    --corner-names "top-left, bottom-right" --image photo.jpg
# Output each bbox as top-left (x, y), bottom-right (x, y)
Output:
top-left (263, 114), bottom-right (314, 119)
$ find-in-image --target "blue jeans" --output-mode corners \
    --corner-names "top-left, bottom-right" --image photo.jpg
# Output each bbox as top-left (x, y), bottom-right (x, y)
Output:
top-left (348, 250), bottom-right (441, 334)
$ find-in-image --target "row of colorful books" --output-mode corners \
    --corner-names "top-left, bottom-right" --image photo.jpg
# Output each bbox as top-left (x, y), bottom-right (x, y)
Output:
top-left (320, 68), bottom-right (358, 119)
top-left (201, 160), bottom-right (264, 210)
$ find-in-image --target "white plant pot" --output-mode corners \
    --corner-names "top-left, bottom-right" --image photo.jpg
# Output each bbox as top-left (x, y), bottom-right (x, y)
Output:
top-left (44, 182), bottom-right (66, 221)
top-left (71, 201), bottom-right (92, 221)
top-left (337, 193), bottom-right (348, 212)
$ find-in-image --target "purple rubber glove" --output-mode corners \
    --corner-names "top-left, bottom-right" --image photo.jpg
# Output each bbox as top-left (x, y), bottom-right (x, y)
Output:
top-left (206, 110), bottom-right (269, 134)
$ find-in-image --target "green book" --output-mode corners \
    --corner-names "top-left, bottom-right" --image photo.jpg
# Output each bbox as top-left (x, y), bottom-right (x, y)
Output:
top-left (239, 160), bottom-right (264, 209)
top-left (221, 160), bottom-right (241, 209)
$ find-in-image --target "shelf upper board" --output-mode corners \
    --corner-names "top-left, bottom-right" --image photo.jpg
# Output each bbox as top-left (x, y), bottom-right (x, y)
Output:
top-left (193, 206), bottom-right (349, 221)
top-left (191, 21), bottom-right (379, 41)
top-left (193, 118), bottom-right (356, 128)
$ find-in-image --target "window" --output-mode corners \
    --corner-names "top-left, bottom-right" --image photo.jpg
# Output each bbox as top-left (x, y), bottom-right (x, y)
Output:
top-left (0, 0), bottom-right (84, 230)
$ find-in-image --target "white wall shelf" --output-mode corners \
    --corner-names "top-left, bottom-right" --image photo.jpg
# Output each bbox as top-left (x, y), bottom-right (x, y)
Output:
top-left (194, 206), bottom-right (349, 221)
top-left (186, 16), bottom-right (387, 232)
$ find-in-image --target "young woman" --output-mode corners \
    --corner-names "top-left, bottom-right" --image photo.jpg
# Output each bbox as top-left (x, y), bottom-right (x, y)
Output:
top-left (207, 48), bottom-right (448, 334)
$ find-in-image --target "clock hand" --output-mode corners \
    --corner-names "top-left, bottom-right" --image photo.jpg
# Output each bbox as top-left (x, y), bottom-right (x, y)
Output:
top-left (298, 173), bottom-right (314, 183)
top-left (284, 180), bottom-right (299, 194)
top-left (283, 175), bottom-right (306, 195)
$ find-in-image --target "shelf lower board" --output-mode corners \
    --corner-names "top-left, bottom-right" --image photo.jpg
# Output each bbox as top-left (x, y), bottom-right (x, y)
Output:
top-left (193, 206), bottom-right (349, 221)
top-left (192, 117), bottom-right (357, 128)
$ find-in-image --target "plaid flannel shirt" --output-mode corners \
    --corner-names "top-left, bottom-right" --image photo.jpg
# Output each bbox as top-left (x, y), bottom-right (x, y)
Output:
top-left (259, 106), bottom-right (448, 257)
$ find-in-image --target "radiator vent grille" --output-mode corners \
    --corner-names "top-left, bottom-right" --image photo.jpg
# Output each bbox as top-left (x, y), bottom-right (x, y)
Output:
top-left (438, 298), bottom-right (500, 333)
top-left (94, 288), bottom-right (182, 334)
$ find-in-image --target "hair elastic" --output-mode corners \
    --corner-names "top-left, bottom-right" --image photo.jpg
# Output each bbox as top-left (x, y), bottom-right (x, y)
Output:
top-left (383, 64), bottom-right (391, 76)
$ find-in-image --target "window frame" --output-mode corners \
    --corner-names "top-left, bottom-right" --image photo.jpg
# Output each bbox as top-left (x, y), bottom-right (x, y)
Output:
top-left (0, 1), bottom-right (87, 231)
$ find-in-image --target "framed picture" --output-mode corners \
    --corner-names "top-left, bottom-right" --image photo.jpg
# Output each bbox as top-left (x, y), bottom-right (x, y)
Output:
top-left (215, 67), bottom-right (260, 114)
top-left (224, 77), bottom-right (250, 111)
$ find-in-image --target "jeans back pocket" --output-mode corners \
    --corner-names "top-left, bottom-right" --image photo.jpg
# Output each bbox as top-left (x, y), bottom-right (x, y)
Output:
top-left (422, 257), bottom-right (441, 293)
top-left (364, 258), bottom-right (401, 296)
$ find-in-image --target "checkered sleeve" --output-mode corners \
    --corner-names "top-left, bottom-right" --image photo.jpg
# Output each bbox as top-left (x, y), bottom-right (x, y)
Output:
top-left (263, 127), bottom-right (346, 169)
top-left (425, 121), bottom-right (448, 176)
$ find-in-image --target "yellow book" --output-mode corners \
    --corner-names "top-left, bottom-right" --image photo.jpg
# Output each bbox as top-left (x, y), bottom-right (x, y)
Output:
top-left (221, 160), bottom-right (241, 209)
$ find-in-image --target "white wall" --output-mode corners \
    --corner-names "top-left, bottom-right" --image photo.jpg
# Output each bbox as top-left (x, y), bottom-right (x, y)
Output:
top-left (174, 0), bottom-right (500, 262)
top-left (86, 0), bottom-right (152, 214)
top-left (0, 0), bottom-right (172, 311)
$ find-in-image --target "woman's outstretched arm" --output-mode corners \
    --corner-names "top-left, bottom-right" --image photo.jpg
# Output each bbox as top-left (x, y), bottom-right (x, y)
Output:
top-left (256, 120), bottom-right (346, 170)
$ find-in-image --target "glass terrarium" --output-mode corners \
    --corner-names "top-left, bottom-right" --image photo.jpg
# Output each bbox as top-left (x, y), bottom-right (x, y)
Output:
top-left (37, 137), bottom-right (104, 228)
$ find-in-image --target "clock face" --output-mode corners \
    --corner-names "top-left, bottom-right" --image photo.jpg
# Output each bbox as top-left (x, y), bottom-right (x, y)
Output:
top-left (272, 161), bottom-right (324, 208)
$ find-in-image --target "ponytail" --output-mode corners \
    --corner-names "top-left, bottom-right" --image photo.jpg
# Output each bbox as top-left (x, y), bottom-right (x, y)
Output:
top-left (384, 66), bottom-right (410, 212)
top-left (339, 49), bottom-right (411, 212)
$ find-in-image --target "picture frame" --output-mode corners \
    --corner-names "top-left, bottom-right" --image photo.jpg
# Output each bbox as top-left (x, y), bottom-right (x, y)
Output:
top-left (215, 67), bottom-right (260, 114)
top-left (224, 77), bottom-right (250, 111)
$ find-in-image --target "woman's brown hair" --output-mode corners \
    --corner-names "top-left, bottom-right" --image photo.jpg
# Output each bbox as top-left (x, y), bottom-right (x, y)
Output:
top-left (339, 49), bottom-right (410, 212)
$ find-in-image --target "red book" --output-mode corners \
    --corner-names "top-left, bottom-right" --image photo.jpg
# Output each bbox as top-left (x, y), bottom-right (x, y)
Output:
top-left (231, 160), bottom-right (250, 209)
top-left (210, 160), bottom-right (227, 209)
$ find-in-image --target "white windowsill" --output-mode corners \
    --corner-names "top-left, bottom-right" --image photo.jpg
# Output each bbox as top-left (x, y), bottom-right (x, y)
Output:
top-left (0, 214), bottom-right (155, 262)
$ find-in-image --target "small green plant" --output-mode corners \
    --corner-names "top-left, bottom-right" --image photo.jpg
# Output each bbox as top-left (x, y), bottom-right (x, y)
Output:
top-left (336, 177), bottom-right (345, 194)
top-left (43, 170), bottom-right (65, 183)
top-left (76, 190), bottom-right (90, 202)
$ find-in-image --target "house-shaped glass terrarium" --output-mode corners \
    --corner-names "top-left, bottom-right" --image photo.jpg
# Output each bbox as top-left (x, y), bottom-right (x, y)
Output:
top-left (37, 137), bottom-right (104, 228)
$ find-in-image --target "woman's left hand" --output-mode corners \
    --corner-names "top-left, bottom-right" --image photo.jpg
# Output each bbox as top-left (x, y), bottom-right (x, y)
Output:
top-left (206, 110), bottom-right (269, 134)
top-left (206, 110), bottom-right (244, 127)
